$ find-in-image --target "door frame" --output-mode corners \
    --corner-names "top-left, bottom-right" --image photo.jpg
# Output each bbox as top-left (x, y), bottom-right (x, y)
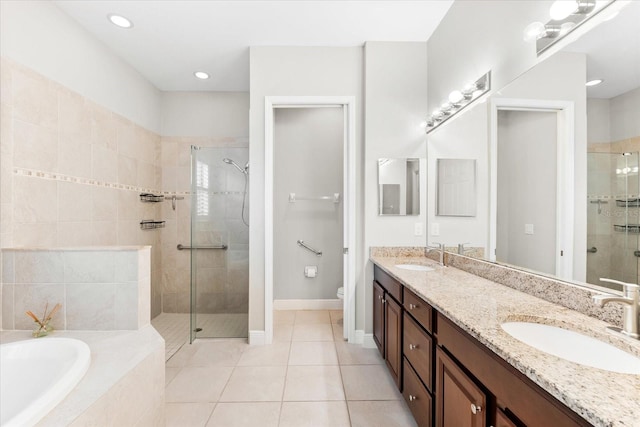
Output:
top-left (264, 96), bottom-right (357, 344)
top-left (489, 98), bottom-right (575, 280)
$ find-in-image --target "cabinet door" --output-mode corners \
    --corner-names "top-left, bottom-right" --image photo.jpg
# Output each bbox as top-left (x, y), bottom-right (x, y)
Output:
top-left (385, 296), bottom-right (403, 388)
top-left (436, 347), bottom-right (486, 427)
top-left (494, 408), bottom-right (517, 427)
top-left (373, 281), bottom-right (385, 356)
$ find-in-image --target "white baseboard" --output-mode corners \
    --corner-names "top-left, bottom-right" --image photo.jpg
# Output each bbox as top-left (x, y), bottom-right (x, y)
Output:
top-left (353, 329), bottom-right (364, 344)
top-left (248, 330), bottom-right (265, 345)
top-left (273, 299), bottom-right (343, 310)
top-left (362, 333), bottom-right (377, 349)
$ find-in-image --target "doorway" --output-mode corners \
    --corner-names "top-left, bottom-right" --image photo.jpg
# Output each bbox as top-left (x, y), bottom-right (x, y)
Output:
top-left (265, 96), bottom-right (356, 345)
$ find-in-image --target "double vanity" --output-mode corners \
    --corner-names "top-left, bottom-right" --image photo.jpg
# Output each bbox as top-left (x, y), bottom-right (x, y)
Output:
top-left (370, 251), bottom-right (640, 427)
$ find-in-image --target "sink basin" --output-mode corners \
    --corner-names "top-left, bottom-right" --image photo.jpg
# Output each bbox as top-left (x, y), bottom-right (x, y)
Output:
top-left (502, 322), bottom-right (640, 374)
top-left (394, 264), bottom-right (434, 272)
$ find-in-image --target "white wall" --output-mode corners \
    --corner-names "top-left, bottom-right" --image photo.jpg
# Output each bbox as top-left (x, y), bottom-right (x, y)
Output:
top-left (363, 42), bottom-right (428, 333)
top-left (273, 108), bottom-right (344, 300)
top-left (249, 46), bottom-right (364, 332)
top-left (160, 92), bottom-right (249, 137)
top-left (587, 98), bottom-right (611, 144)
top-left (0, 1), bottom-right (161, 133)
top-left (610, 86), bottom-right (640, 142)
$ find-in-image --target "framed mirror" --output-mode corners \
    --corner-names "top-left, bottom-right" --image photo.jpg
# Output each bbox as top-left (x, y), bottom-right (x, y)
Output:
top-left (436, 159), bottom-right (476, 217)
top-left (378, 158), bottom-right (421, 216)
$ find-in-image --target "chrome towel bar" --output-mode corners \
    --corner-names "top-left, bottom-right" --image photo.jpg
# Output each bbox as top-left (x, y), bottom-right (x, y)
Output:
top-left (177, 244), bottom-right (228, 250)
top-left (297, 240), bottom-right (322, 257)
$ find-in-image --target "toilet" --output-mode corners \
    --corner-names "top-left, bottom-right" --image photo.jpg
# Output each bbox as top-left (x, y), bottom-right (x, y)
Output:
top-left (337, 286), bottom-right (344, 299)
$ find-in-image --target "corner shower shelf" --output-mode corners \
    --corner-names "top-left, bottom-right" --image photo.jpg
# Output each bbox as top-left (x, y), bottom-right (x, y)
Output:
top-left (140, 220), bottom-right (166, 230)
top-left (613, 224), bottom-right (640, 234)
top-left (140, 193), bottom-right (164, 203)
top-left (616, 199), bottom-right (640, 207)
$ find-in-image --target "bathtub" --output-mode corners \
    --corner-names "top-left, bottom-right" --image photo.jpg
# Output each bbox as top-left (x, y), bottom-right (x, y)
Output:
top-left (0, 338), bottom-right (90, 427)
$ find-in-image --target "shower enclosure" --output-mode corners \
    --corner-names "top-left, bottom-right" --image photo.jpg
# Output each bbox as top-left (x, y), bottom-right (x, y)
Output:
top-left (189, 146), bottom-right (249, 342)
top-left (587, 151), bottom-right (640, 290)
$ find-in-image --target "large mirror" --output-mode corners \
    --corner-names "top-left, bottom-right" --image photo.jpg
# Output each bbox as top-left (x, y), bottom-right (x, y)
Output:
top-left (427, 2), bottom-right (640, 292)
top-left (378, 158), bottom-right (421, 215)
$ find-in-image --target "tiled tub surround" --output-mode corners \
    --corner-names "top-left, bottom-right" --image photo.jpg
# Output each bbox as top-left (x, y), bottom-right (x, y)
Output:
top-left (370, 255), bottom-right (640, 427)
top-left (0, 326), bottom-right (165, 426)
top-left (1, 247), bottom-right (151, 331)
top-left (0, 57), bottom-right (163, 318)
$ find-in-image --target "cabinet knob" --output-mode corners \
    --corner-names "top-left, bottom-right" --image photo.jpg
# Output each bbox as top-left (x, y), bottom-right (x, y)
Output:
top-left (409, 303), bottom-right (418, 310)
top-left (382, 299), bottom-right (386, 304)
top-left (378, 295), bottom-right (382, 300)
top-left (409, 344), bottom-right (419, 350)
top-left (471, 404), bottom-right (482, 415)
top-left (409, 394), bottom-right (417, 402)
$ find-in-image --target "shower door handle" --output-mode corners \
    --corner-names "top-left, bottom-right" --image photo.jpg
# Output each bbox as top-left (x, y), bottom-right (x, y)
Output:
top-left (177, 244), bottom-right (228, 250)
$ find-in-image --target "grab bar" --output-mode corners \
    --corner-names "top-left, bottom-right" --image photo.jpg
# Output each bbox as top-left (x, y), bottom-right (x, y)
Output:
top-left (297, 240), bottom-right (322, 257)
top-left (177, 244), bottom-right (228, 250)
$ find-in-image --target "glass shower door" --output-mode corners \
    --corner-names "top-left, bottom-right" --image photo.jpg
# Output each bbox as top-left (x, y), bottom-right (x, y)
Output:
top-left (586, 152), bottom-right (640, 291)
top-left (190, 146), bottom-right (249, 342)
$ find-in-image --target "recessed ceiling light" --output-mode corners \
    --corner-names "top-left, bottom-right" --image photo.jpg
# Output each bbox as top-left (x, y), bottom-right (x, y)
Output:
top-left (194, 71), bottom-right (210, 80)
top-left (108, 14), bottom-right (133, 29)
top-left (586, 79), bottom-right (603, 87)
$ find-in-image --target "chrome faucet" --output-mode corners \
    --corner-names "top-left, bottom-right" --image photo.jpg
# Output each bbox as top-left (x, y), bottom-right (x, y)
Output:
top-left (457, 242), bottom-right (471, 255)
top-left (593, 278), bottom-right (639, 339)
top-left (427, 242), bottom-right (445, 266)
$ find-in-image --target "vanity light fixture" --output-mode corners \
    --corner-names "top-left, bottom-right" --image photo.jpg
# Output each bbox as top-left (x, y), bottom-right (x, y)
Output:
top-left (194, 71), bottom-right (210, 80)
top-left (107, 14), bottom-right (133, 29)
top-left (426, 71), bottom-right (491, 133)
top-left (586, 79), bottom-right (603, 86)
top-left (526, 0), bottom-right (612, 55)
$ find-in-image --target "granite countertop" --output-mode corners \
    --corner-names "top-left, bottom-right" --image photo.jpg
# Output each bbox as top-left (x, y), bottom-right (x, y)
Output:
top-left (370, 255), bottom-right (640, 427)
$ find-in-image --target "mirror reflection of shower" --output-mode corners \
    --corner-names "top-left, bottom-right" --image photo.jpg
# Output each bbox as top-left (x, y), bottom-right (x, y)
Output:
top-left (223, 158), bottom-right (250, 227)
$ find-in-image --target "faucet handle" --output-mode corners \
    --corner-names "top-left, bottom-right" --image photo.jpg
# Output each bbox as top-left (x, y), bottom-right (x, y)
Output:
top-left (600, 278), bottom-right (639, 300)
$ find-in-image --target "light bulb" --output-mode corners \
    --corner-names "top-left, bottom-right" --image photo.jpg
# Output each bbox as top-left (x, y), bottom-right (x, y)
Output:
top-left (194, 71), bottom-right (210, 80)
top-left (559, 21), bottom-right (576, 36)
top-left (550, 0), bottom-right (578, 21)
top-left (523, 22), bottom-right (546, 42)
top-left (586, 79), bottom-right (603, 87)
top-left (449, 90), bottom-right (464, 104)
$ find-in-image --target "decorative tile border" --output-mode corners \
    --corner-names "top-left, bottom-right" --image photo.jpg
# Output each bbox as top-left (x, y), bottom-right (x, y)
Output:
top-left (13, 167), bottom-right (246, 196)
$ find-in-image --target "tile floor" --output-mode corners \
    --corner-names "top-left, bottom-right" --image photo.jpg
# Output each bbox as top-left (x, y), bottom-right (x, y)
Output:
top-left (153, 313), bottom-right (249, 361)
top-left (164, 310), bottom-right (417, 427)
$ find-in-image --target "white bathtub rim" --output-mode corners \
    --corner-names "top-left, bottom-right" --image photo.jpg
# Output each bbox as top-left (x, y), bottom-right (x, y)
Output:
top-left (1, 337), bottom-right (90, 427)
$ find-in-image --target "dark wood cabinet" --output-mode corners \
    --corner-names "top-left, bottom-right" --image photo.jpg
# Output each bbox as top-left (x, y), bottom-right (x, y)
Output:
top-left (435, 347), bottom-right (487, 427)
top-left (403, 358), bottom-right (433, 427)
top-left (494, 408), bottom-right (517, 427)
top-left (373, 281), bottom-right (385, 355)
top-left (385, 295), bottom-right (402, 387)
top-left (372, 263), bottom-right (590, 427)
top-left (373, 266), bottom-right (403, 389)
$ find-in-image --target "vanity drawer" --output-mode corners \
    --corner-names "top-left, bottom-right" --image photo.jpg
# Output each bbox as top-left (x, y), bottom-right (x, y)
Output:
top-left (403, 358), bottom-right (433, 427)
top-left (404, 288), bottom-right (432, 333)
top-left (403, 312), bottom-right (433, 392)
top-left (374, 265), bottom-right (403, 303)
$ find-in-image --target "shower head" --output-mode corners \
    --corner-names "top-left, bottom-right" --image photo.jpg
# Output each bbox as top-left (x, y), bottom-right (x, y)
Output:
top-left (223, 158), bottom-right (249, 174)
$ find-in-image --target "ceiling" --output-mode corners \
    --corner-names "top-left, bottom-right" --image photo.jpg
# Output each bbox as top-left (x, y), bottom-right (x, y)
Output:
top-left (562, 1), bottom-right (640, 99)
top-left (53, 1), bottom-right (453, 92)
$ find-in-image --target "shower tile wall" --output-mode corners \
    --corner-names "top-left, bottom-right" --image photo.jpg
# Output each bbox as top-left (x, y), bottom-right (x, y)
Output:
top-left (0, 57), bottom-right (163, 319)
top-left (159, 137), bottom-right (249, 314)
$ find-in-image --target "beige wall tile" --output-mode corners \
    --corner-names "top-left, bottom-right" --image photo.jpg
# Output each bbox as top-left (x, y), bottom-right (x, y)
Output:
top-left (117, 155), bottom-right (138, 186)
top-left (13, 119), bottom-right (58, 171)
top-left (58, 139), bottom-right (92, 177)
top-left (89, 103), bottom-right (117, 150)
top-left (14, 283), bottom-right (65, 329)
top-left (66, 283), bottom-right (115, 330)
top-left (57, 221), bottom-right (94, 246)
top-left (12, 65), bottom-right (58, 129)
top-left (59, 88), bottom-right (91, 146)
top-left (91, 145), bottom-right (118, 182)
top-left (58, 182), bottom-right (92, 222)
top-left (12, 222), bottom-right (57, 247)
